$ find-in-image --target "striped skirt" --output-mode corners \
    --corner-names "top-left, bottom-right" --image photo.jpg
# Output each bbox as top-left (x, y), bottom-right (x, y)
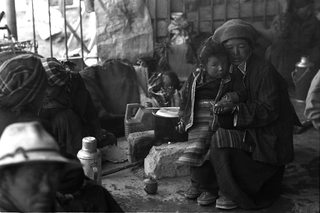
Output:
top-left (176, 104), bottom-right (215, 167)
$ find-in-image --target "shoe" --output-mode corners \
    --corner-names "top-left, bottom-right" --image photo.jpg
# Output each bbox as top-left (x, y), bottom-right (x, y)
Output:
top-left (184, 186), bottom-right (201, 199)
top-left (197, 192), bottom-right (219, 206)
top-left (215, 195), bottom-right (238, 210)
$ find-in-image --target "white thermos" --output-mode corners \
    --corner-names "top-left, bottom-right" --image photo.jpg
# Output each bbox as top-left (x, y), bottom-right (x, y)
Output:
top-left (77, 136), bottom-right (102, 185)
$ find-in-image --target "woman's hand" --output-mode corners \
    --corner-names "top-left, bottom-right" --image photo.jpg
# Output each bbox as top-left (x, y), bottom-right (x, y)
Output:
top-left (213, 101), bottom-right (237, 115)
top-left (176, 118), bottom-right (185, 133)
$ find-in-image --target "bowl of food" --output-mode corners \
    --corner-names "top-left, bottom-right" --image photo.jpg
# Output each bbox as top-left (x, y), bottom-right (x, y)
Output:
top-left (171, 12), bottom-right (183, 20)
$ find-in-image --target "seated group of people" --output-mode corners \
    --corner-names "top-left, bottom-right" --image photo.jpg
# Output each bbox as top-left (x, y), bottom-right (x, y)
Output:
top-left (0, 0), bottom-right (318, 210)
top-left (0, 54), bottom-right (123, 212)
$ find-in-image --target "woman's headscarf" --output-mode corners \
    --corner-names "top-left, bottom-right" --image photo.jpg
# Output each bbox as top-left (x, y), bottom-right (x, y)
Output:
top-left (0, 54), bottom-right (48, 111)
top-left (212, 19), bottom-right (260, 47)
top-left (41, 57), bottom-right (71, 87)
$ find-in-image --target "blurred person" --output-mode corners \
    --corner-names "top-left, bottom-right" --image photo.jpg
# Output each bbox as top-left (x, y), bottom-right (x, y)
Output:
top-left (0, 121), bottom-right (81, 212)
top-left (304, 69), bottom-right (320, 130)
top-left (0, 54), bottom-right (49, 134)
top-left (148, 71), bottom-right (181, 107)
top-left (39, 58), bottom-right (116, 156)
top-left (266, 0), bottom-right (320, 90)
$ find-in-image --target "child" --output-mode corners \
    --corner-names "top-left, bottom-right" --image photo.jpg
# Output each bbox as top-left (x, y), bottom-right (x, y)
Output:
top-left (147, 71), bottom-right (181, 107)
top-left (175, 39), bottom-right (246, 206)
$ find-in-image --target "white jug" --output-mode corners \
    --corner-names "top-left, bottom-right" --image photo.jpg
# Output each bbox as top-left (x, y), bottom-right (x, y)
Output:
top-left (77, 136), bottom-right (102, 185)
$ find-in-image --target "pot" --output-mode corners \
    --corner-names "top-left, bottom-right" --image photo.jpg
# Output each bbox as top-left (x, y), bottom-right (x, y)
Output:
top-left (152, 107), bottom-right (188, 142)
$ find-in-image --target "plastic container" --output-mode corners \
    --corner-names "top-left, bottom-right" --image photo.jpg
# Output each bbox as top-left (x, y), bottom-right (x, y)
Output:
top-left (77, 137), bottom-right (102, 185)
top-left (292, 56), bottom-right (314, 102)
top-left (153, 108), bottom-right (188, 142)
top-left (124, 103), bottom-right (155, 139)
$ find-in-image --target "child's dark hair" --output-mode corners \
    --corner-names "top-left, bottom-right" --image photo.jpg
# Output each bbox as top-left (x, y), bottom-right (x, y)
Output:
top-left (162, 71), bottom-right (180, 90)
top-left (197, 40), bottom-right (228, 67)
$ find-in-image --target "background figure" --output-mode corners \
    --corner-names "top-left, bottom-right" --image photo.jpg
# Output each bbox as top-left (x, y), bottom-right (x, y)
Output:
top-left (40, 58), bottom-right (116, 156)
top-left (147, 71), bottom-right (181, 107)
top-left (0, 121), bottom-right (81, 212)
top-left (0, 54), bottom-right (49, 135)
top-left (266, 0), bottom-right (320, 89)
top-left (304, 69), bottom-right (320, 130)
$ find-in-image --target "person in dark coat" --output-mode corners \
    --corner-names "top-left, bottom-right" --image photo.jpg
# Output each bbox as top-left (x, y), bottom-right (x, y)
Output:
top-left (189, 19), bottom-right (301, 210)
top-left (40, 58), bottom-right (117, 156)
top-left (266, 0), bottom-right (320, 88)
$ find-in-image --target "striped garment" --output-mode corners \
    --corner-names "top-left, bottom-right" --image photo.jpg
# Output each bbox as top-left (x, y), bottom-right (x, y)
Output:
top-left (176, 105), bottom-right (215, 167)
top-left (0, 54), bottom-right (48, 111)
top-left (41, 57), bottom-right (71, 87)
top-left (176, 102), bottom-right (254, 167)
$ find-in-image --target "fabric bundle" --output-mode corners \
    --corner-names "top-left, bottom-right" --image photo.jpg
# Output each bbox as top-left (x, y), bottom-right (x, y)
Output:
top-left (0, 54), bottom-right (48, 111)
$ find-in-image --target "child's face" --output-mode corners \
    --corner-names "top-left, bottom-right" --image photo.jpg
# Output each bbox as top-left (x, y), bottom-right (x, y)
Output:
top-left (206, 55), bottom-right (228, 79)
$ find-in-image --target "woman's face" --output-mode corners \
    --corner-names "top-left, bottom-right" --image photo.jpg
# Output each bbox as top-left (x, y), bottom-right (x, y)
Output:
top-left (224, 38), bottom-right (251, 66)
top-left (206, 55), bottom-right (228, 79)
top-left (294, 4), bottom-right (313, 20)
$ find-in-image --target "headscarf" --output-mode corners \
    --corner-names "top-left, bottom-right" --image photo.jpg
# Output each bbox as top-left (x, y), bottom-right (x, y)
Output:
top-left (293, 0), bottom-right (313, 9)
top-left (41, 57), bottom-right (71, 87)
top-left (212, 19), bottom-right (260, 47)
top-left (0, 54), bottom-right (48, 111)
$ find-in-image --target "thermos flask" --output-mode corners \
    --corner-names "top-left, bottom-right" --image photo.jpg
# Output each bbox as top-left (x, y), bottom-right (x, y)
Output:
top-left (77, 136), bottom-right (102, 185)
top-left (292, 56), bottom-right (314, 102)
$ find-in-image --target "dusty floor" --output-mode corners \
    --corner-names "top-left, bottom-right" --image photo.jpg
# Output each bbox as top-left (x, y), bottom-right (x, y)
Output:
top-left (101, 99), bottom-right (319, 213)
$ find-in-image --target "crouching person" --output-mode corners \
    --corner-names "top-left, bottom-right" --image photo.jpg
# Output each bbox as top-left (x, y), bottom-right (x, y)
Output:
top-left (0, 121), bottom-right (81, 212)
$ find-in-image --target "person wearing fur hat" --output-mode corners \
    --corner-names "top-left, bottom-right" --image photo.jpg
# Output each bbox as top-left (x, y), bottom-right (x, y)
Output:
top-left (187, 19), bottom-right (302, 210)
top-left (0, 121), bottom-right (81, 212)
top-left (266, 0), bottom-right (320, 90)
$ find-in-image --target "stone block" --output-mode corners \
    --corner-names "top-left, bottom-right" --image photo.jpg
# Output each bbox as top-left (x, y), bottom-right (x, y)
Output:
top-left (127, 130), bottom-right (160, 163)
top-left (144, 142), bottom-right (193, 179)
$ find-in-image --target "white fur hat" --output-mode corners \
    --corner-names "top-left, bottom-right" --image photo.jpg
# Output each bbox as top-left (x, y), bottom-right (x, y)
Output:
top-left (0, 121), bottom-right (81, 169)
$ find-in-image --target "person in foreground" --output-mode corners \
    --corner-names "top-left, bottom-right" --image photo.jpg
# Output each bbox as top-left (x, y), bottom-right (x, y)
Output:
top-left (187, 19), bottom-right (301, 210)
top-left (0, 121), bottom-right (80, 212)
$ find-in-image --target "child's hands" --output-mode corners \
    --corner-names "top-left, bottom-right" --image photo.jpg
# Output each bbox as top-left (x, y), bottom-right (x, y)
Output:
top-left (214, 101), bottom-right (237, 115)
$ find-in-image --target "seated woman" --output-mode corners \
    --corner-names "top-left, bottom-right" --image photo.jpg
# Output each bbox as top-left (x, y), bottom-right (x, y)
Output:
top-left (190, 19), bottom-right (301, 211)
top-left (0, 54), bottom-right (49, 134)
top-left (175, 40), bottom-right (247, 206)
top-left (40, 58), bottom-right (116, 156)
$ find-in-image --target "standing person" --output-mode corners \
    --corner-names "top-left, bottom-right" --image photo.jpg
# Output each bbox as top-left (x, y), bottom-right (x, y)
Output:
top-left (39, 57), bottom-right (116, 156)
top-left (187, 19), bottom-right (301, 210)
top-left (0, 121), bottom-right (81, 212)
top-left (266, 0), bottom-right (320, 89)
top-left (0, 54), bottom-right (49, 134)
top-left (175, 40), bottom-right (247, 206)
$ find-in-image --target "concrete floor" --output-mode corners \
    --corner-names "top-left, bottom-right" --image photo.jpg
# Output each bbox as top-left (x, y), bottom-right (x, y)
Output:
top-left (101, 99), bottom-right (319, 213)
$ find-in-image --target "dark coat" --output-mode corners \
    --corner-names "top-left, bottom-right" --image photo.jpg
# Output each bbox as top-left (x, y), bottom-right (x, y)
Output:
top-left (179, 69), bottom-right (234, 131)
top-left (236, 53), bottom-right (301, 165)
